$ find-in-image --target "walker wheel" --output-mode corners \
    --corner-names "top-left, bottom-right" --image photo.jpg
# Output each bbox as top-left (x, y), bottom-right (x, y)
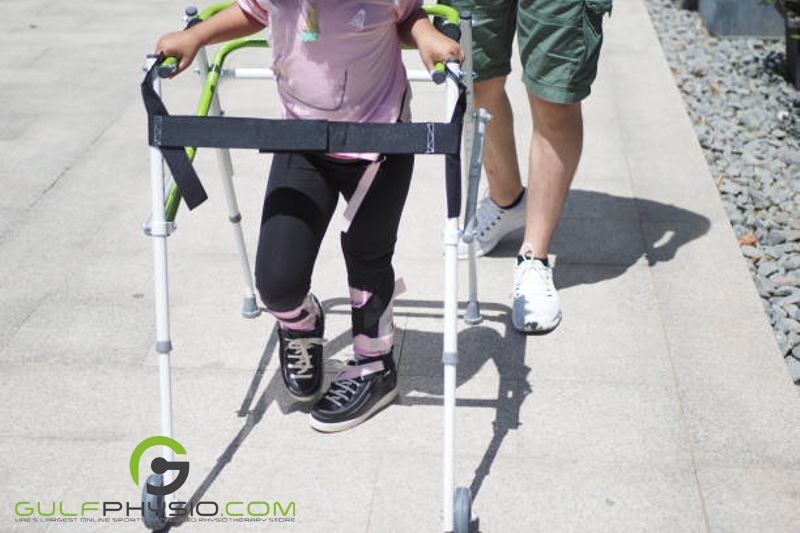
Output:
top-left (453, 487), bottom-right (472, 533)
top-left (142, 474), bottom-right (168, 531)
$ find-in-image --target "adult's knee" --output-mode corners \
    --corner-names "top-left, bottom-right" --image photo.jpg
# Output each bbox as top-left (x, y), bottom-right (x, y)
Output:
top-left (474, 76), bottom-right (510, 109)
top-left (528, 93), bottom-right (583, 134)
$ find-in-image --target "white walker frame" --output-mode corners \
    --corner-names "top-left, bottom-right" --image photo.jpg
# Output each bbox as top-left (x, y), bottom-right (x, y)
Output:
top-left (142, 5), bottom-right (490, 532)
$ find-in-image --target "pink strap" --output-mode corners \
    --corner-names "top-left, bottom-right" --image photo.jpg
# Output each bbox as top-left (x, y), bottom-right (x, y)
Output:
top-left (353, 332), bottom-right (394, 356)
top-left (340, 160), bottom-right (381, 233)
top-left (269, 293), bottom-right (319, 332)
top-left (352, 278), bottom-right (407, 357)
top-left (335, 359), bottom-right (385, 381)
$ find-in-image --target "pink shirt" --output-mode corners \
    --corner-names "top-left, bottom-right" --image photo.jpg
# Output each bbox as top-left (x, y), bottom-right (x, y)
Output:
top-left (237, 0), bottom-right (420, 127)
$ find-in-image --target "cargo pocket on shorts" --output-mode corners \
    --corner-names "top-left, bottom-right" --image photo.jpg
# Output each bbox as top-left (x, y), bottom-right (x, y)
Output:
top-left (570, 0), bottom-right (611, 90)
top-left (584, 0), bottom-right (612, 39)
top-left (585, 0), bottom-right (613, 16)
top-left (519, 7), bottom-right (584, 92)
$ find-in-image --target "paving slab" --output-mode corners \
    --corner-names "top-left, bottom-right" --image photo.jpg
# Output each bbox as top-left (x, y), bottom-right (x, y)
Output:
top-left (1, 0), bottom-right (799, 531)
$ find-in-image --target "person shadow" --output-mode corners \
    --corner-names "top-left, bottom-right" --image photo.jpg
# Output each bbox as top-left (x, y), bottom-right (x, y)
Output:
top-left (176, 190), bottom-right (708, 530)
top-left (488, 189), bottom-right (711, 288)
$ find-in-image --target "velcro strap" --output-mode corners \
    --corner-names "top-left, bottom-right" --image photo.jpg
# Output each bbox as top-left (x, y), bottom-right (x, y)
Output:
top-left (327, 121), bottom-right (460, 155)
top-left (335, 359), bottom-right (385, 381)
top-left (141, 63), bottom-right (208, 210)
top-left (142, 60), bottom-right (466, 212)
top-left (151, 115), bottom-right (329, 152)
top-left (150, 115), bottom-right (461, 155)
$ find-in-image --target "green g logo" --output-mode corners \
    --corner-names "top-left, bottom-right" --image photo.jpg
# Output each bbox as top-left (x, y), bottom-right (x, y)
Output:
top-left (130, 436), bottom-right (189, 496)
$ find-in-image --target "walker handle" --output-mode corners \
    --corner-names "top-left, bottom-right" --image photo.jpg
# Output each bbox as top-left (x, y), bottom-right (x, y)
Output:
top-left (156, 56), bottom-right (179, 78)
top-left (431, 62), bottom-right (447, 84)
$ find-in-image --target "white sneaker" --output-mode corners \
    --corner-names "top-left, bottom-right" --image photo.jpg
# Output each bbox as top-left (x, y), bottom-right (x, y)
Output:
top-left (512, 256), bottom-right (562, 334)
top-left (459, 189), bottom-right (526, 259)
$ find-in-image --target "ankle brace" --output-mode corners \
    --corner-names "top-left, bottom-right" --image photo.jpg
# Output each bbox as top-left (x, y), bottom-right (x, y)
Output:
top-left (350, 278), bottom-right (405, 358)
top-left (269, 293), bottom-right (321, 332)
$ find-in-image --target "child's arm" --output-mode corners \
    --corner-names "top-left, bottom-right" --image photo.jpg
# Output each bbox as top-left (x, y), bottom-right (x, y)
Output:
top-left (154, 3), bottom-right (265, 75)
top-left (398, 9), bottom-right (464, 74)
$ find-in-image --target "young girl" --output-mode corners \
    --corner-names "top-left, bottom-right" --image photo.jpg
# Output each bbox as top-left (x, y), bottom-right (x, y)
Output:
top-left (155, 0), bottom-right (463, 432)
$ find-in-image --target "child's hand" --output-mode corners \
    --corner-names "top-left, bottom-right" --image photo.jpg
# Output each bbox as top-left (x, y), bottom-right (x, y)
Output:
top-left (155, 30), bottom-right (202, 76)
top-left (398, 10), bottom-right (464, 74)
top-left (417, 30), bottom-right (464, 75)
top-left (153, 4), bottom-right (265, 77)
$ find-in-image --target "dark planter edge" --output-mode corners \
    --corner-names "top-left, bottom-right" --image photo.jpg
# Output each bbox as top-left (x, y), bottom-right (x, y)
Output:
top-left (773, 1), bottom-right (800, 88)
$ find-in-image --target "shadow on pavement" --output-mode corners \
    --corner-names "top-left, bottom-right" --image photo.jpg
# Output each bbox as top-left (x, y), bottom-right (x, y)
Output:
top-left (180, 298), bottom-right (527, 518)
top-left (178, 190), bottom-right (709, 518)
top-left (487, 189), bottom-right (711, 289)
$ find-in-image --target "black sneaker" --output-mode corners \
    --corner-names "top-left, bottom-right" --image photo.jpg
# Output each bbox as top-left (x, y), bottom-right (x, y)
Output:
top-left (310, 351), bottom-right (398, 432)
top-left (276, 297), bottom-right (325, 401)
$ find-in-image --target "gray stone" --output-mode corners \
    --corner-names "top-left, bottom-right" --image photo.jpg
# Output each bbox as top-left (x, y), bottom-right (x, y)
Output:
top-left (781, 230), bottom-right (800, 243)
top-left (779, 254), bottom-right (800, 272)
top-left (787, 331), bottom-right (800, 349)
top-left (739, 245), bottom-right (762, 259)
top-left (757, 259), bottom-right (780, 278)
top-left (773, 290), bottom-right (800, 307)
top-left (786, 355), bottom-right (800, 381)
top-left (775, 329), bottom-right (789, 352)
top-left (764, 230), bottom-right (787, 246)
top-left (755, 275), bottom-right (778, 298)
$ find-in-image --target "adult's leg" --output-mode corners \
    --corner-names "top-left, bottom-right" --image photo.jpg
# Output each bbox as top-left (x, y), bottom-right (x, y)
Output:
top-left (458, 75), bottom-right (529, 258)
top-left (473, 76), bottom-right (524, 207)
top-left (523, 93), bottom-right (583, 259)
top-left (516, 0), bottom-right (609, 258)
top-left (512, 97), bottom-right (579, 334)
top-left (510, 0), bottom-right (609, 333)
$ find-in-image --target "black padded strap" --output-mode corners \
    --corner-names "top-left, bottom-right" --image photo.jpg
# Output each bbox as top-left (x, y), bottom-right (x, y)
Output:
top-left (150, 116), bottom-right (461, 155)
top-left (142, 60), bottom-right (466, 212)
top-left (141, 63), bottom-right (208, 210)
top-left (445, 83), bottom-right (466, 219)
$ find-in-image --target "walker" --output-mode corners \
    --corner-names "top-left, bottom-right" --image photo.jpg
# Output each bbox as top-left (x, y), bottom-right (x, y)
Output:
top-left (140, 4), bottom-right (490, 531)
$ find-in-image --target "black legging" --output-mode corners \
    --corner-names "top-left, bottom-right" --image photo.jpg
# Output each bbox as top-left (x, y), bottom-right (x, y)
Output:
top-left (255, 152), bottom-right (413, 313)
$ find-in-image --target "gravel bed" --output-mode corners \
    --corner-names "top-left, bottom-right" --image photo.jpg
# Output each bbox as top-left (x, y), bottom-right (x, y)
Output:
top-left (643, 0), bottom-right (800, 388)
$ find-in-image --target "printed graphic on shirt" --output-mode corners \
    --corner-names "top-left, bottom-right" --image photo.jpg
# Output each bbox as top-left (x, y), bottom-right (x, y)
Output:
top-left (301, 3), bottom-right (319, 41)
top-left (349, 7), bottom-right (366, 30)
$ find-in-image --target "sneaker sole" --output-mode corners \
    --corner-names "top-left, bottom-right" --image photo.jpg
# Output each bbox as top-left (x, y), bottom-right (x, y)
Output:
top-left (514, 312), bottom-right (562, 335)
top-left (287, 388), bottom-right (322, 403)
top-left (309, 386), bottom-right (399, 433)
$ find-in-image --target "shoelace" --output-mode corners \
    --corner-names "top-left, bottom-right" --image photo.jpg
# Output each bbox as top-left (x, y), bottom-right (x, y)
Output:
top-left (321, 357), bottom-right (386, 406)
top-left (515, 259), bottom-right (555, 298)
top-left (285, 337), bottom-right (325, 379)
top-left (321, 379), bottom-right (361, 407)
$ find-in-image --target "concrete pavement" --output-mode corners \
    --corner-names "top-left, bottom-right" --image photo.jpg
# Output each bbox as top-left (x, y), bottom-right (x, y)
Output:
top-left (2, 0), bottom-right (800, 531)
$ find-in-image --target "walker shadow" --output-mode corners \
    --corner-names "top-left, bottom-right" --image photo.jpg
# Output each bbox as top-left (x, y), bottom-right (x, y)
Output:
top-left (321, 297), bottom-right (529, 503)
top-left (178, 298), bottom-right (526, 528)
top-left (488, 189), bottom-right (711, 288)
top-left (384, 299), bottom-right (529, 502)
top-left (179, 192), bottom-right (708, 525)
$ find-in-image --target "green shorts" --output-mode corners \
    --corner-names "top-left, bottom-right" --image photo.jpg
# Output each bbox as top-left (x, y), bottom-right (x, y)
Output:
top-left (442, 0), bottom-right (612, 103)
